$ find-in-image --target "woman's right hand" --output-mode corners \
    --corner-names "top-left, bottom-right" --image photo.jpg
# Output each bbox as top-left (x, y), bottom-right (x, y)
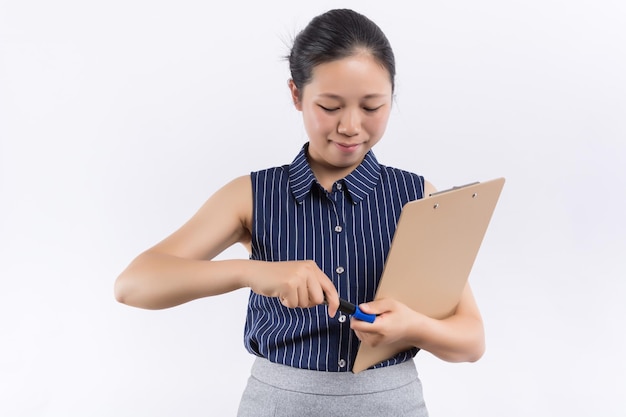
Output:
top-left (246, 260), bottom-right (340, 318)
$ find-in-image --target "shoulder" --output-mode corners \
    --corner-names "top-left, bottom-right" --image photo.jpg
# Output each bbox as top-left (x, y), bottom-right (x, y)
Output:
top-left (220, 174), bottom-right (252, 195)
top-left (250, 164), bottom-right (292, 188)
top-left (379, 164), bottom-right (423, 179)
top-left (208, 174), bottom-right (253, 220)
top-left (378, 164), bottom-right (427, 196)
top-left (251, 164), bottom-right (290, 178)
top-left (423, 180), bottom-right (436, 196)
top-left (377, 165), bottom-right (436, 198)
top-left (213, 174), bottom-right (253, 239)
top-left (205, 174), bottom-right (254, 223)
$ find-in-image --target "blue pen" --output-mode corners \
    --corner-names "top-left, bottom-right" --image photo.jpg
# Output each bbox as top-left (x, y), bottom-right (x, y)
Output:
top-left (325, 297), bottom-right (376, 323)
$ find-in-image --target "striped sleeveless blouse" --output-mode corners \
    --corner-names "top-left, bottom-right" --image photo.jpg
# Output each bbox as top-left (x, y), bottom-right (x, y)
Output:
top-left (244, 144), bottom-right (425, 372)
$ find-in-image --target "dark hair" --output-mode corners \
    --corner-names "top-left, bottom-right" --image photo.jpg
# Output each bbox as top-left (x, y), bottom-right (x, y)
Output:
top-left (288, 9), bottom-right (396, 97)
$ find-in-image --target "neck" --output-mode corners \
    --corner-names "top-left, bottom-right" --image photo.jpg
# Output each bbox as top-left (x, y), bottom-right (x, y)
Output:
top-left (309, 162), bottom-right (354, 192)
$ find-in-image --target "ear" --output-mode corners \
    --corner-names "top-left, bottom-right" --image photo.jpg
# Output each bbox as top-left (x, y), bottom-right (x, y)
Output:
top-left (288, 79), bottom-right (303, 111)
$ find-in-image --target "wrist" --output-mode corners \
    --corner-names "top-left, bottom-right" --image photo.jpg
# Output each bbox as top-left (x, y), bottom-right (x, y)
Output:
top-left (235, 259), bottom-right (260, 290)
top-left (405, 310), bottom-right (431, 347)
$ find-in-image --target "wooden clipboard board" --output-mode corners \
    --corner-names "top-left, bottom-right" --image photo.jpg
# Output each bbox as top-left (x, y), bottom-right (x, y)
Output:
top-left (352, 177), bottom-right (505, 373)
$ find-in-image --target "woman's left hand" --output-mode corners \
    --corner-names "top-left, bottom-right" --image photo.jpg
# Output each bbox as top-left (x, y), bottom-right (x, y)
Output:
top-left (350, 298), bottom-right (424, 348)
top-left (350, 284), bottom-right (486, 363)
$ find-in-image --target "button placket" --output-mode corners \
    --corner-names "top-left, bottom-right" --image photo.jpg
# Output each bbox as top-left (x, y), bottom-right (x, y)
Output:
top-left (330, 180), bottom-right (350, 371)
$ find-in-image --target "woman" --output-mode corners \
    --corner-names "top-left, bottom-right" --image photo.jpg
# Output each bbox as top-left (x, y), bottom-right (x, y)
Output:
top-left (115, 9), bottom-right (485, 416)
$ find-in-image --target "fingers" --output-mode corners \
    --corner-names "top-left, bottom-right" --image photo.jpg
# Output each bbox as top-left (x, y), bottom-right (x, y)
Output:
top-left (351, 308), bottom-right (386, 348)
top-left (350, 299), bottom-right (392, 334)
top-left (296, 280), bottom-right (311, 308)
top-left (276, 261), bottom-right (337, 313)
top-left (357, 298), bottom-right (393, 315)
top-left (279, 291), bottom-right (298, 309)
top-left (353, 329), bottom-right (383, 348)
top-left (319, 276), bottom-right (339, 318)
top-left (351, 298), bottom-right (419, 348)
top-left (307, 278), bottom-right (326, 306)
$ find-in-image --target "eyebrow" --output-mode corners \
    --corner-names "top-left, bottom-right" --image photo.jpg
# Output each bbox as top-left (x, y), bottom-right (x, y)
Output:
top-left (317, 93), bottom-right (388, 100)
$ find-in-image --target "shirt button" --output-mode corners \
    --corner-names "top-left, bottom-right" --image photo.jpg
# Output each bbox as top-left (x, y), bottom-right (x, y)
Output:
top-left (336, 183), bottom-right (343, 190)
top-left (338, 359), bottom-right (346, 368)
top-left (338, 314), bottom-right (347, 323)
top-left (335, 266), bottom-right (344, 274)
top-left (334, 225), bottom-right (343, 233)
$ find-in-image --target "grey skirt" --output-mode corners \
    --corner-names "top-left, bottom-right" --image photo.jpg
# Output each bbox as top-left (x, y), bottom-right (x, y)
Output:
top-left (237, 357), bottom-right (429, 417)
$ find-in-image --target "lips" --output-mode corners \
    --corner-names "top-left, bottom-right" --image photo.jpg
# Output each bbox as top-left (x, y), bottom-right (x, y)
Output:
top-left (335, 142), bottom-right (361, 152)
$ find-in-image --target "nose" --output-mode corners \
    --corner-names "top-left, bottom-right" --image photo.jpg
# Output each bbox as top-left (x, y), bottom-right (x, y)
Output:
top-left (337, 109), bottom-right (361, 137)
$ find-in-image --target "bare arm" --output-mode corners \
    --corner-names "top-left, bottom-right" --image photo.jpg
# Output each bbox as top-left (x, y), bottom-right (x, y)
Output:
top-left (352, 283), bottom-right (485, 362)
top-left (114, 175), bottom-right (254, 309)
top-left (114, 175), bottom-right (340, 315)
top-left (408, 282), bottom-right (485, 362)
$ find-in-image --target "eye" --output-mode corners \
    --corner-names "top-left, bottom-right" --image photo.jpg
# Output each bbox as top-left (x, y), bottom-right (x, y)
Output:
top-left (363, 105), bottom-right (384, 113)
top-left (318, 105), bottom-right (340, 113)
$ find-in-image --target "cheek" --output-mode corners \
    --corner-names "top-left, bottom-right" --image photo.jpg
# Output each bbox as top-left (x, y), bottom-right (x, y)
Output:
top-left (365, 113), bottom-right (391, 136)
top-left (304, 107), bottom-right (335, 133)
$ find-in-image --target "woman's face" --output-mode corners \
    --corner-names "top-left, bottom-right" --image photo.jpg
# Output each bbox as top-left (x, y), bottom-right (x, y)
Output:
top-left (289, 53), bottom-right (393, 183)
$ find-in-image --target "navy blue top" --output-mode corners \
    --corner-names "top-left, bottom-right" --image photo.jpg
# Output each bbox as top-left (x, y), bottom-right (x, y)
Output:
top-left (244, 144), bottom-right (425, 372)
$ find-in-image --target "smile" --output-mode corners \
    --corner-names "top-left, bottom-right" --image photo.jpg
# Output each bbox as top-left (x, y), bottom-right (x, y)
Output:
top-left (335, 142), bottom-right (362, 152)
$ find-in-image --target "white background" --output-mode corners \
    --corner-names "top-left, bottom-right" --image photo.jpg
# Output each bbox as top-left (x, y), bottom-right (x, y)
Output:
top-left (1, 0), bottom-right (625, 416)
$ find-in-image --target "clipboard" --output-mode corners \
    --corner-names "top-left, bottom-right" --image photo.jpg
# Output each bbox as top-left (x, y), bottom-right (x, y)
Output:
top-left (352, 177), bottom-right (505, 373)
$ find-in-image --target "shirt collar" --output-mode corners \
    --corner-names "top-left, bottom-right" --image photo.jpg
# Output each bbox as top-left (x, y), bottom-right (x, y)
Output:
top-left (288, 143), bottom-right (382, 204)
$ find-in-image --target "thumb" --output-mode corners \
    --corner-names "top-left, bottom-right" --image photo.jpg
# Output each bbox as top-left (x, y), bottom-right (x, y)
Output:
top-left (358, 299), bottom-right (391, 315)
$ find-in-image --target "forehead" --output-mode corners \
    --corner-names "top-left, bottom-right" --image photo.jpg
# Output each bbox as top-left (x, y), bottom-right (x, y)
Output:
top-left (304, 54), bottom-right (392, 99)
